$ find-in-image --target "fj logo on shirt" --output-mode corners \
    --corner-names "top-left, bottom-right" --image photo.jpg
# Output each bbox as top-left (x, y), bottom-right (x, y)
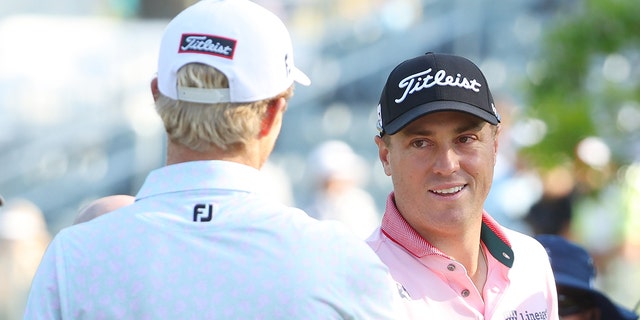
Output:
top-left (193, 204), bottom-right (215, 222)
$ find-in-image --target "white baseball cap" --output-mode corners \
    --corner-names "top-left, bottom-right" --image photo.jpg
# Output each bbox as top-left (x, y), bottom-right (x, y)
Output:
top-left (157, 0), bottom-right (310, 104)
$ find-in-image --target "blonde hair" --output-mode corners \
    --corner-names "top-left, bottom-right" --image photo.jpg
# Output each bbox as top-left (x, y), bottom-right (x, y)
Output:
top-left (155, 63), bottom-right (294, 153)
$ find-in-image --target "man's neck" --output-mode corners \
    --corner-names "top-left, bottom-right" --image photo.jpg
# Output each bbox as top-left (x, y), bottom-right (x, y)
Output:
top-left (420, 223), bottom-right (486, 293)
top-left (165, 140), bottom-right (262, 169)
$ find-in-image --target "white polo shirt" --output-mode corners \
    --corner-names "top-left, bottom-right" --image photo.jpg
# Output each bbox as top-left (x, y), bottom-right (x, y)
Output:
top-left (367, 192), bottom-right (559, 320)
top-left (25, 160), bottom-right (403, 319)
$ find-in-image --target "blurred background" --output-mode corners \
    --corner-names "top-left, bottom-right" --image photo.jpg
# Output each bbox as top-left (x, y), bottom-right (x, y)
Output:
top-left (1, 0), bottom-right (639, 318)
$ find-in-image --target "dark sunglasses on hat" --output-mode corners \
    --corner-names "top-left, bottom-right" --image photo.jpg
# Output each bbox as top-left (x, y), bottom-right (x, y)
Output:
top-left (558, 287), bottom-right (597, 317)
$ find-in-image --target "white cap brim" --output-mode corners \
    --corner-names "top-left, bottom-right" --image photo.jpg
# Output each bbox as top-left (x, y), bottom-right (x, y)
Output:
top-left (293, 67), bottom-right (311, 86)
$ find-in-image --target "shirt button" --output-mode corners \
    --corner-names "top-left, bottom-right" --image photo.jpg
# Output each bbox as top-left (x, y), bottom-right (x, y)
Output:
top-left (461, 289), bottom-right (470, 297)
top-left (447, 264), bottom-right (456, 271)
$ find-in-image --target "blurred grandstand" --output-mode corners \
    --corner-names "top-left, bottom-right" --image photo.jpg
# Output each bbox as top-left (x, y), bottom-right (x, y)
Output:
top-left (0, 0), bottom-right (560, 234)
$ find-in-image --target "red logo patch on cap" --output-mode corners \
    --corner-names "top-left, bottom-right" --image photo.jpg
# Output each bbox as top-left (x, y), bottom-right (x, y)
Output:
top-left (179, 33), bottom-right (237, 59)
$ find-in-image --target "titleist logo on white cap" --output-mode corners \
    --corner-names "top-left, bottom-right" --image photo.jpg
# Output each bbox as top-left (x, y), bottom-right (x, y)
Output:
top-left (179, 34), bottom-right (237, 59)
top-left (157, 0), bottom-right (309, 104)
top-left (395, 68), bottom-right (483, 104)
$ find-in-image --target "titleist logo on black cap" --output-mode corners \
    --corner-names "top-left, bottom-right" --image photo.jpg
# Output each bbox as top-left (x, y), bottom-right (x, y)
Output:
top-left (395, 68), bottom-right (482, 104)
top-left (179, 34), bottom-right (237, 59)
top-left (376, 53), bottom-right (500, 136)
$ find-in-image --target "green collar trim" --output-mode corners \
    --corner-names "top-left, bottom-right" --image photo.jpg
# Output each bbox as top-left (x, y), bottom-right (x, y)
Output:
top-left (481, 222), bottom-right (514, 268)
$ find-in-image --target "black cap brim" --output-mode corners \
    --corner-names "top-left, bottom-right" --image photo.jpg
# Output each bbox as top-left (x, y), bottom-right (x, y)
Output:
top-left (383, 100), bottom-right (500, 135)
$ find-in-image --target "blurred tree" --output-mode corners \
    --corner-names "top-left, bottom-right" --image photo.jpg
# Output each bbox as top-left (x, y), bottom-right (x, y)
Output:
top-left (522, 0), bottom-right (640, 177)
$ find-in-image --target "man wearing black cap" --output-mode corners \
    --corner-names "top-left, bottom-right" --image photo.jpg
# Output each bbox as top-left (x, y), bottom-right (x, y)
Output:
top-left (367, 52), bottom-right (559, 318)
top-left (536, 234), bottom-right (639, 320)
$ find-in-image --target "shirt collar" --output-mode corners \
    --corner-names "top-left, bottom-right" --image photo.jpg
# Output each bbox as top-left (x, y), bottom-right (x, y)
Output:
top-left (380, 192), bottom-right (514, 268)
top-left (136, 160), bottom-right (266, 200)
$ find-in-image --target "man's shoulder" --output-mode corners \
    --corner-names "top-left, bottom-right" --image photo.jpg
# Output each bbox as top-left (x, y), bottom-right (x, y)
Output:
top-left (52, 207), bottom-right (138, 249)
top-left (498, 227), bottom-right (551, 263)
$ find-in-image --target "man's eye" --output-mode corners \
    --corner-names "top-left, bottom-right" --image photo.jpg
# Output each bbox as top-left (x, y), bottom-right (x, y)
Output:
top-left (411, 140), bottom-right (427, 148)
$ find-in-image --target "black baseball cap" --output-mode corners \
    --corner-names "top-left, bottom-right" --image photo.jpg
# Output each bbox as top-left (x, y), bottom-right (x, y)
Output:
top-left (376, 52), bottom-right (501, 136)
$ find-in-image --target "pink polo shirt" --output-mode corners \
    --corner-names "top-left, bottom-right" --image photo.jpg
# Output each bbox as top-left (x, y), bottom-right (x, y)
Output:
top-left (367, 193), bottom-right (559, 320)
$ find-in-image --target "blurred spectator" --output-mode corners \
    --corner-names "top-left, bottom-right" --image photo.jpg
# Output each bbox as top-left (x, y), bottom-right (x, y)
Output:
top-left (303, 140), bottom-right (380, 239)
top-left (525, 190), bottom-right (575, 237)
top-left (0, 198), bottom-right (50, 320)
top-left (535, 234), bottom-right (638, 320)
top-left (525, 165), bottom-right (577, 238)
top-left (595, 163), bottom-right (640, 310)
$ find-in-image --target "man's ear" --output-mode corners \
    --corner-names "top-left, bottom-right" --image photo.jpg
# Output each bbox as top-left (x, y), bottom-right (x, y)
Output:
top-left (150, 77), bottom-right (160, 102)
top-left (493, 125), bottom-right (501, 164)
top-left (374, 135), bottom-right (392, 176)
top-left (259, 97), bottom-right (286, 137)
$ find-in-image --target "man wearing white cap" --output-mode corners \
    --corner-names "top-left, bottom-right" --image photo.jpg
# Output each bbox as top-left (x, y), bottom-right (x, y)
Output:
top-left (24, 1), bottom-right (404, 318)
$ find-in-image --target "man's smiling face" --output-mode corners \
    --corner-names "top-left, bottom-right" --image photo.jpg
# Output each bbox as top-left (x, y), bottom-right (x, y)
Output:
top-left (375, 111), bottom-right (499, 239)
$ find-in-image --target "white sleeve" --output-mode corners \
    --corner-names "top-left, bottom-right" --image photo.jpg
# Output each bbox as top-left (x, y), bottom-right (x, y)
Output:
top-left (23, 235), bottom-right (66, 320)
top-left (343, 238), bottom-right (409, 320)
